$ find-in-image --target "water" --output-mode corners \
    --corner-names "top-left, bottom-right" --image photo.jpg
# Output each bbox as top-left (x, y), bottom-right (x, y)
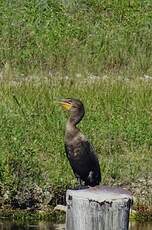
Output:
top-left (0, 221), bottom-right (152, 230)
top-left (0, 221), bottom-right (65, 230)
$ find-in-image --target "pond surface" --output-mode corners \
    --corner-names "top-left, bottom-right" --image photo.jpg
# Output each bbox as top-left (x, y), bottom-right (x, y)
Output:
top-left (0, 221), bottom-right (152, 230)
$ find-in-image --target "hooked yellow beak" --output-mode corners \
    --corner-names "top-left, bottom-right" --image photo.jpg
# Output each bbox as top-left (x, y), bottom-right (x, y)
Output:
top-left (59, 101), bottom-right (72, 110)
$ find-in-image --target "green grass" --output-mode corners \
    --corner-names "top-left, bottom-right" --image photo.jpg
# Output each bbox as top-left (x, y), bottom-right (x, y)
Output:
top-left (0, 0), bottom-right (152, 76)
top-left (0, 77), bottom-right (152, 213)
top-left (0, 0), bottom-right (152, 218)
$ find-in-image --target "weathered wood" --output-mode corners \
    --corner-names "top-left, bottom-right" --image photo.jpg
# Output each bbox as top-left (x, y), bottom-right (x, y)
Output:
top-left (66, 186), bottom-right (133, 230)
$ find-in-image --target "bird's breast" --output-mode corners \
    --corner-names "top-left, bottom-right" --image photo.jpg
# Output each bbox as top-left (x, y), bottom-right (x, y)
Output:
top-left (66, 143), bottom-right (82, 159)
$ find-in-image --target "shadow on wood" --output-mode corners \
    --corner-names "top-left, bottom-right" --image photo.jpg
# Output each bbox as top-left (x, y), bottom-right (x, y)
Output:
top-left (66, 186), bottom-right (133, 230)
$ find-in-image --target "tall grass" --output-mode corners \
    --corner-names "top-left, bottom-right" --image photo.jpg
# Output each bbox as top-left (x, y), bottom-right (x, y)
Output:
top-left (0, 0), bottom-right (152, 213)
top-left (0, 0), bottom-right (152, 76)
top-left (0, 78), bottom-right (151, 204)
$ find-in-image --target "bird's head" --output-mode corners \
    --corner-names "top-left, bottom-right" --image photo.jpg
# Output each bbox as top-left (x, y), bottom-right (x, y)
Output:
top-left (58, 98), bottom-right (85, 124)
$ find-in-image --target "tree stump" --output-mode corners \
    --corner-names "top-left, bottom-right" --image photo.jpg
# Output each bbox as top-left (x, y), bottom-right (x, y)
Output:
top-left (66, 186), bottom-right (133, 230)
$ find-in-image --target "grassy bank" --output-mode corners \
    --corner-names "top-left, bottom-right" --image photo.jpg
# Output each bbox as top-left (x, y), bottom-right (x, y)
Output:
top-left (0, 76), bottom-right (152, 220)
top-left (0, 0), bottom-right (152, 76)
top-left (0, 0), bottom-right (152, 220)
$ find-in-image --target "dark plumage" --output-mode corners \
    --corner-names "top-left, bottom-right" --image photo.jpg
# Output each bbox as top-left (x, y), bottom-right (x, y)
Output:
top-left (59, 98), bottom-right (101, 187)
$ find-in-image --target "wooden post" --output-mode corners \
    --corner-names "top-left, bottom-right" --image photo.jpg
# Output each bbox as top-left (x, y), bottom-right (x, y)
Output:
top-left (66, 186), bottom-right (133, 230)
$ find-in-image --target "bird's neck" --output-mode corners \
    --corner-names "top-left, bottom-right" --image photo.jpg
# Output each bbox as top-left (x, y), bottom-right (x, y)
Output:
top-left (66, 120), bottom-right (79, 133)
top-left (65, 110), bottom-right (84, 141)
top-left (65, 120), bottom-right (79, 139)
top-left (69, 110), bottom-right (84, 126)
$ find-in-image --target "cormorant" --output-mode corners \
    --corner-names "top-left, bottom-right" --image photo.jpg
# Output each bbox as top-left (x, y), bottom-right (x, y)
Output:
top-left (59, 98), bottom-right (101, 187)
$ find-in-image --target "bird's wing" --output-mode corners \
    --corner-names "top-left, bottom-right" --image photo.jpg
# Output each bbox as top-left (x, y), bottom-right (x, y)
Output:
top-left (82, 139), bottom-right (101, 169)
top-left (65, 136), bottom-right (101, 183)
top-left (82, 139), bottom-right (101, 184)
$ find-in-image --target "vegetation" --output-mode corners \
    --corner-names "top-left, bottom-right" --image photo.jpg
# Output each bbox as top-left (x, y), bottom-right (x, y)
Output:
top-left (0, 0), bottom-right (152, 76)
top-left (0, 0), bottom-right (152, 221)
top-left (0, 208), bottom-right (65, 222)
top-left (0, 77), bottom-right (152, 220)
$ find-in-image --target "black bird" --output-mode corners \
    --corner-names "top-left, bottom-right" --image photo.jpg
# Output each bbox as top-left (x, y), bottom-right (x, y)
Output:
top-left (59, 98), bottom-right (101, 187)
